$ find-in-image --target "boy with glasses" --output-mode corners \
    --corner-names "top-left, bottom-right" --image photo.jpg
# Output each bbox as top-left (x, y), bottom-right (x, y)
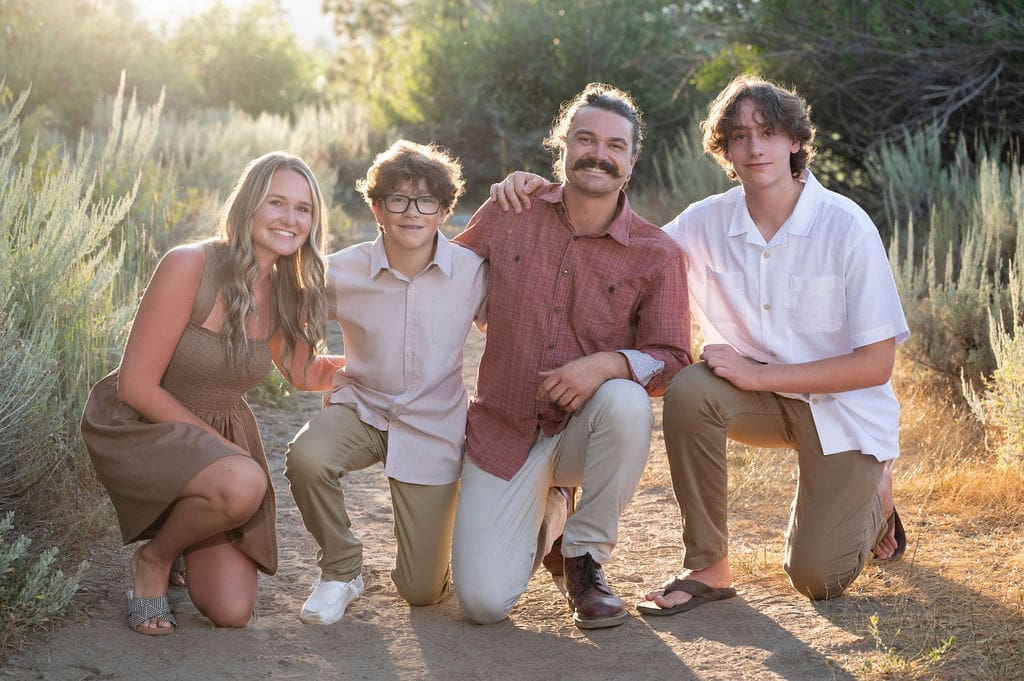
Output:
top-left (285, 139), bottom-right (487, 624)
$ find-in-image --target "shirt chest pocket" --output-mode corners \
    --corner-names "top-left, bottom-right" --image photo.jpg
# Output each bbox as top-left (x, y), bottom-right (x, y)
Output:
top-left (589, 279), bottom-right (640, 330)
top-left (432, 299), bottom-right (475, 347)
top-left (788, 274), bottom-right (844, 333)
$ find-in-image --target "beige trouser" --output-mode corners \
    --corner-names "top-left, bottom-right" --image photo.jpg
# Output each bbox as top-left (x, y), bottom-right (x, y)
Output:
top-left (663, 362), bottom-right (888, 600)
top-left (284, 404), bottom-right (457, 606)
top-left (452, 379), bottom-right (654, 624)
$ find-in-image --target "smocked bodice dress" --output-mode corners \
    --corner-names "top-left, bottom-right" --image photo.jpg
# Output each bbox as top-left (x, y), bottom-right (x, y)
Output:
top-left (81, 241), bottom-right (278, 574)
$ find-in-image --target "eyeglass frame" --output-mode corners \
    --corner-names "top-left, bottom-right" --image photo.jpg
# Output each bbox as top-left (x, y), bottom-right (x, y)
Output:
top-left (380, 193), bottom-right (446, 215)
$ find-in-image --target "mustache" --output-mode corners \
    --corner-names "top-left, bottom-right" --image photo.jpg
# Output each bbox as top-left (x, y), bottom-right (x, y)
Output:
top-left (571, 157), bottom-right (621, 177)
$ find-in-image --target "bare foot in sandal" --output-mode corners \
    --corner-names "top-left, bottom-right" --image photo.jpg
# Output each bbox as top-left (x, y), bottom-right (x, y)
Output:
top-left (169, 555), bottom-right (187, 588)
top-left (129, 544), bottom-right (175, 634)
top-left (640, 558), bottom-right (733, 614)
top-left (871, 466), bottom-right (903, 560)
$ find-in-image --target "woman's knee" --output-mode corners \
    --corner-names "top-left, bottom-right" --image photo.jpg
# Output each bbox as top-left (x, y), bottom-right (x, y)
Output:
top-left (206, 457), bottom-right (267, 524)
top-left (195, 595), bottom-right (256, 628)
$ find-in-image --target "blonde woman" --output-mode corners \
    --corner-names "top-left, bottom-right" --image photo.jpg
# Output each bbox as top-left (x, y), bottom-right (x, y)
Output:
top-left (82, 151), bottom-right (339, 634)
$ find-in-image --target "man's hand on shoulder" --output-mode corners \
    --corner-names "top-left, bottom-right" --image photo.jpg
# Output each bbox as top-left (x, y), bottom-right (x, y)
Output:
top-left (489, 171), bottom-right (548, 213)
top-left (536, 352), bottom-right (629, 413)
top-left (701, 344), bottom-right (765, 392)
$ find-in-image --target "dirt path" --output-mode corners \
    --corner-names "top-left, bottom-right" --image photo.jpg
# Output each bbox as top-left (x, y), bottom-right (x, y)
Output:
top-left (3, 330), bottom-right (911, 680)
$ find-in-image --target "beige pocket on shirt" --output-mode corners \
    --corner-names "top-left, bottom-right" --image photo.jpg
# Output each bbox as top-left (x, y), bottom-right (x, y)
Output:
top-left (433, 299), bottom-right (474, 347)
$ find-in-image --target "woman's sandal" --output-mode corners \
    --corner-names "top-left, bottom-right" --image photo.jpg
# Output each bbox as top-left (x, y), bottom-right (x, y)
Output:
top-left (169, 555), bottom-right (187, 588)
top-left (126, 593), bottom-right (177, 635)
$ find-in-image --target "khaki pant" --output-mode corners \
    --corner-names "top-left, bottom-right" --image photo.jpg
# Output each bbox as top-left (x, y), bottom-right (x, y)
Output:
top-left (284, 404), bottom-right (457, 606)
top-left (452, 379), bottom-right (654, 624)
top-left (663, 363), bottom-right (888, 600)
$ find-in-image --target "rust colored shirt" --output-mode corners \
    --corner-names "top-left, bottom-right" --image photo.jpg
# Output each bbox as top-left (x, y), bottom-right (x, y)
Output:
top-left (454, 184), bottom-right (691, 480)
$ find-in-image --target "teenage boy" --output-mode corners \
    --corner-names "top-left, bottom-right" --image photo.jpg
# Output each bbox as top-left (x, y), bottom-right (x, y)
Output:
top-left (285, 140), bottom-right (487, 624)
top-left (643, 74), bottom-right (909, 612)
top-left (451, 83), bottom-right (690, 630)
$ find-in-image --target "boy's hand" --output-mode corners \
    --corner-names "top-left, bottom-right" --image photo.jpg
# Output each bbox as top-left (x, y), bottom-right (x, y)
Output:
top-left (701, 344), bottom-right (764, 392)
top-left (489, 171), bottom-right (547, 213)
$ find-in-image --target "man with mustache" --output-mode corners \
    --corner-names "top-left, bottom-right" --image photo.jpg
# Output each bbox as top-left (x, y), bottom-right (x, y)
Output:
top-left (451, 83), bottom-right (690, 629)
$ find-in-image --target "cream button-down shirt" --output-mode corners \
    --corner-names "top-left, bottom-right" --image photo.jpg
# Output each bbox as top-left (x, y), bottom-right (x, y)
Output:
top-left (663, 171), bottom-right (909, 461)
top-left (326, 232), bottom-right (488, 484)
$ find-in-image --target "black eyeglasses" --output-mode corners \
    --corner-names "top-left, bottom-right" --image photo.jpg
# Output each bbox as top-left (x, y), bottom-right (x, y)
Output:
top-left (382, 193), bottom-right (443, 215)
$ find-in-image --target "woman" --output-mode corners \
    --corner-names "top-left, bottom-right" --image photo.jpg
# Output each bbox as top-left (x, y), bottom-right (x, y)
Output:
top-left (81, 151), bottom-right (340, 634)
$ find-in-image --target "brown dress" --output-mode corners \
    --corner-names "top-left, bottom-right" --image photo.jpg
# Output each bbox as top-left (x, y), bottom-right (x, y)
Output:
top-left (81, 241), bottom-right (277, 575)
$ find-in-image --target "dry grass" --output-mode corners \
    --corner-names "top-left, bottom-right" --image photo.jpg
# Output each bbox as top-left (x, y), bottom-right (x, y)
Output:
top-left (674, 356), bottom-right (1024, 679)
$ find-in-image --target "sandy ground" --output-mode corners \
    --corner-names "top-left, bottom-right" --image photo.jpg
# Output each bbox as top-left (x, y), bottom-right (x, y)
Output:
top-left (2, 328), bottom-right (915, 681)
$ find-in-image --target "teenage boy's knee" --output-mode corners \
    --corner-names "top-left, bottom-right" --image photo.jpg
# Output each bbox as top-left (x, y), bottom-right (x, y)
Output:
top-left (283, 423), bottom-right (331, 486)
top-left (664, 363), bottom-right (718, 424)
top-left (784, 556), bottom-right (855, 601)
top-left (394, 570), bottom-right (450, 607)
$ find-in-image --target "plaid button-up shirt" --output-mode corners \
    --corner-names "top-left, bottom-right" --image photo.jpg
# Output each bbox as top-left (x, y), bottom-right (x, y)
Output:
top-left (454, 184), bottom-right (691, 480)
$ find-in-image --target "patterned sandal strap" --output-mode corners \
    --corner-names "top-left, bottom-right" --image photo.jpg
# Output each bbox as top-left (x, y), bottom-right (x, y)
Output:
top-left (127, 595), bottom-right (177, 630)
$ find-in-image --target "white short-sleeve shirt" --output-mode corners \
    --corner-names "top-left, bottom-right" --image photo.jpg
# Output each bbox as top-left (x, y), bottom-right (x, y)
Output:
top-left (325, 232), bottom-right (488, 484)
top-left (663, 171), bottom-right (909, 461)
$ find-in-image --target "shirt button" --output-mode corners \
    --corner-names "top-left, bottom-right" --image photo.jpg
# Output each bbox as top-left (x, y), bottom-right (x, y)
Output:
top-left (554, 307), bottom-right (561, 313)
top-left (763, 252), bottom-right (771, 259)
top-left (407, 385), bottom-right (413, 391)
top-left (811, 398), bottom-right (819, 405)
top-left (561, 270), bottom-right (569, 277)
top-left (407, 352), bottom-right (413, 357)
top-left (408, 319), bottom-right (414, 325)
top-left (409, 283), bottom-right (415, 290)
top-left (547, 344), bottom-right (555, 350)
top-left (763, 303), bottom-right (770, 310)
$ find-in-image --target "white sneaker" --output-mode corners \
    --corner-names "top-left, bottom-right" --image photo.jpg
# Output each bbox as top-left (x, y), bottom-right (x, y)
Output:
top-left (299, 575), bottom-right (364, 625)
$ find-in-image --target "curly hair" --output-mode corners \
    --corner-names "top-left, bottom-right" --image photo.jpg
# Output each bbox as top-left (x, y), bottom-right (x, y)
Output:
top-left (702, 74), bottom-right (816, 181)
top-left (356, 139), bottom-right (465, 221)
top-left (216, 151), bottom-right (328, 380)
top-left (543, 82), bottom-right (644, 183)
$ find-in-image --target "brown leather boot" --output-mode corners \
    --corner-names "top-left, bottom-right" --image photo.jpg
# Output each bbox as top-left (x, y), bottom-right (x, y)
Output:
top-left (563, 553), bottom-right (628, 629)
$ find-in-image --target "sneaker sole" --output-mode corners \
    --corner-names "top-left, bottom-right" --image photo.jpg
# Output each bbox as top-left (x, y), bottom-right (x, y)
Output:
top-left (299, 609), bottom-right (345, 625)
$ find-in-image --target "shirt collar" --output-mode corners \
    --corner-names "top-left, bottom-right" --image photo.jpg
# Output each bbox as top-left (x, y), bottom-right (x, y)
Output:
top-left (537, 183), bottom-right (634, 246)
top-left (369, 231), bottom-right (455, 279)
top-left (727, 170), bottom-right (821, 242)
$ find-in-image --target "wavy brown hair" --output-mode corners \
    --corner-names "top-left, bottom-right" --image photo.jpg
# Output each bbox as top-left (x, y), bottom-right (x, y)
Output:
top-left (356, 139), bottom-right (465, 222)
top-left (216, 151), bottom-right (328, 380)
top-left (702, 74), bottom-right (816, 181)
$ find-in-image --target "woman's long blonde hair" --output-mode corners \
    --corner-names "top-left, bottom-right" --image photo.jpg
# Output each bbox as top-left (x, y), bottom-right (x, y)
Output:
top-left (217, 151), bottom-right (328, 380)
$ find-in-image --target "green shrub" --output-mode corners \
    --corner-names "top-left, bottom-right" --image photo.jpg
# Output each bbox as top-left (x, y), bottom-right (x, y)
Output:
top-left (639, 117), bottom-right (734, 225)
top-left (877, 127), bottom-right (1024, 382)
top-left (964, 311), bottom-right (1024, 469)
top-left (0, 512), bottom-right (85, 652)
